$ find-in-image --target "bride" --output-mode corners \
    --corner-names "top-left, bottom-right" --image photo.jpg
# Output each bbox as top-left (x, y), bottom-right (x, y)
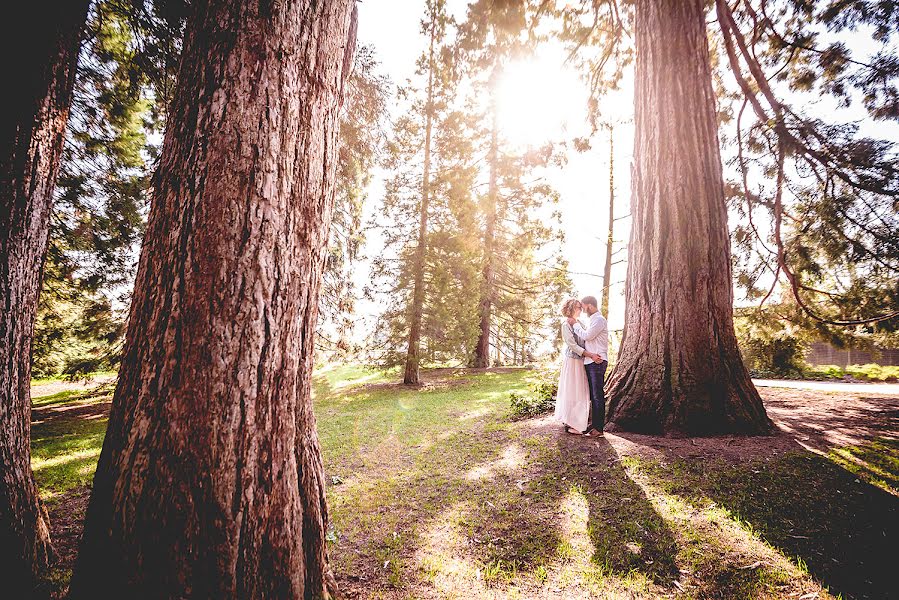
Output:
top-left (555, 298), bottom-right (602, 435)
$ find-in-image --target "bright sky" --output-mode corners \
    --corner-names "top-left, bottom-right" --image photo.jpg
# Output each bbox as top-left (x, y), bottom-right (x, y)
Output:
top-left (355, 0), bottom-right (634, 342)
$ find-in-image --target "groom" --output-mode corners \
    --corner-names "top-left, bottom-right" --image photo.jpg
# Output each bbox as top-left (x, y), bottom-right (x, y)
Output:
top-left (573, 295), bottom-right (608, 436)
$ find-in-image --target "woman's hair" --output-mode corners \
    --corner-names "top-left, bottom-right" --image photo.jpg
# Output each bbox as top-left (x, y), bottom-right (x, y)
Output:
top-left (560, 298), bottom-right (582, 317)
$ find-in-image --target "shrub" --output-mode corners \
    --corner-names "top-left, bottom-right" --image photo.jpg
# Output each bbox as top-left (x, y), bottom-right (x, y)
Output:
top-left (845, 364), bottom-right (899, 382)
top-left (741, 334), bottom-right (807, 378)
top-left (509, 378), bottom-right (557, 418)
top-left (803, 363), bottom-right (899, 382)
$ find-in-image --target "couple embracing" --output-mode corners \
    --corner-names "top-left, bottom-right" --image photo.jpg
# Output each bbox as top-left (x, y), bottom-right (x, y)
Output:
top-left (555, 296), bottom-right (608, 437)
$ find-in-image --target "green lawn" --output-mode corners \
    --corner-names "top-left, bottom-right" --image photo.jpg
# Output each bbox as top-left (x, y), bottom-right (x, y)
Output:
top-left (31, 365), bottom-right (897, 599)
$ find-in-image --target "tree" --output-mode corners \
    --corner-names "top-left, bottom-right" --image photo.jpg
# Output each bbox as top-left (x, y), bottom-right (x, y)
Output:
top-left (404, 0), bottom-right (445, 385)
top-left (603, 0), bottom-right (773, 436)
top-left (459, 0), bottom-right (569, 368)
top-left (0, 1), bottom-right (89, 592)
top-left (69, 1), bottom-right (357, 596)
top-left (318, 45), bottom-right (390, 358)
top-left (370, 4), bottom-right (483, 372)
top-left (718, 0), bottom-right (898, 337)
top-left (34, 0), bottom-right (182, 378)
top-left (601, 125), bottom-right (615, 317)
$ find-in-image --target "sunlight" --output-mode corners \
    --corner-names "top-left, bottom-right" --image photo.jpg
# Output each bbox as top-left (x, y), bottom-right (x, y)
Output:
top-left (494, 53), bottom-right (588, 147)
top-left (465, 443), bottom-right (525, 481)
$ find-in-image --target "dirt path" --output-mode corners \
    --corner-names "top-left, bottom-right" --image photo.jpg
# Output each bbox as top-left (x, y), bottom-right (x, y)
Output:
top-left (754, 378), bottom-right (899, 395)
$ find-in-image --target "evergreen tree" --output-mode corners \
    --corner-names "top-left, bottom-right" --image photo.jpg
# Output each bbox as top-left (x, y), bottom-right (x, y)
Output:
top-left (458, 0), bottom-right (569, 368)
top-left (34, 0), bottom-right (184, 376)
top-left (370, 1), bottom-right (483, 371)
top-left (554, 0), bottom-right (897, 435)
top-left (319, 45), bottom-right (391, 357)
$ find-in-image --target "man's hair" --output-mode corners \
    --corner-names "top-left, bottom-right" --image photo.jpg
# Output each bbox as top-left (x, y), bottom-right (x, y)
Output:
top-left (581, 295), bottom-right (598, 308)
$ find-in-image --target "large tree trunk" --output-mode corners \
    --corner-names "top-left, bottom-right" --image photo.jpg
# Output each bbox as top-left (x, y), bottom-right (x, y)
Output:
top-left (403, 17), bottom-right (438, 386)
top-left (69, 1), bottom-right (357, 597)
top-left (604, 0), bottom-right (772, 437)
top-left (472, 105), bottom-right (498, 369)
top-left (0, 2), bottom-right (87, 593)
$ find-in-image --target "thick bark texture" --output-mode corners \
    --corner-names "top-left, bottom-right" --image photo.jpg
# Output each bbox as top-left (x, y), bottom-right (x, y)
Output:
top-left (403, 19), bottom-right (437, 386)
top-left (473, 108), bottom-right (499, 369)
top-left (605, 0), bottom-right (772, 437)
top-left (69, 1), bottom-right (357, 597)
top-left (0, 2), bottom-right (87, 593)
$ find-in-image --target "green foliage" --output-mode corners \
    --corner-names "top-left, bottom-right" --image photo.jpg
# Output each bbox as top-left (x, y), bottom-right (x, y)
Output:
top-left (805, 363), bottom-right (899, 382)
top-left (715, 1), bottom-right (899, 330)
top-left (736, 309), bottom-right (808, 377)
top-left (509, 375), bottom-right (558, 418)
top-left (34, 0), bottom-right (182, 376)
top-left (319, 45), bottom-right (391, 358)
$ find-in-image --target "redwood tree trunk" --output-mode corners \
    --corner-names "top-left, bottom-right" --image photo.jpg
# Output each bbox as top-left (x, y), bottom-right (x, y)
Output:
top-left (69, 1), bottom-right (357, 597)
top-left (0, 2), bottom-right (87, 592)
top-left (403, 17), bottom-right (438, 386)
top-left (604, 0), bottom-right (772, 437)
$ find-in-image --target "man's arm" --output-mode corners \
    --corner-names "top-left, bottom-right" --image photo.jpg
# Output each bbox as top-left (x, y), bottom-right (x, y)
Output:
top-left (574, 315), bottom-right (607, 341)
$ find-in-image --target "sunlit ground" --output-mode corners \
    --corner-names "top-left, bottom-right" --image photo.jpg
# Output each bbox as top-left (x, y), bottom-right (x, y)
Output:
top-left (31, 366), bottom-right (898, 599)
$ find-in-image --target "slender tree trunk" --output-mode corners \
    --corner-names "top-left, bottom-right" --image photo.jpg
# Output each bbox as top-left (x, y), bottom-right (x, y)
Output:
top-left (69, 1), bottom-right (357, 597)
top-left (601, 126), bottom-right (614, 317)
top-left (605, 0), bottom-right (772, 437)
top-left (403, 16), bottom-right (438, 386)
top-left (473, 100), bottom-right (498, 368)
top-left (0, 2), bottom-right (87, 593)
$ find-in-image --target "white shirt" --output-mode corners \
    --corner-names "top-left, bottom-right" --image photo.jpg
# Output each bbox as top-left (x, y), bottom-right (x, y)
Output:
top-left (574, 312), bottom-right (608, 364)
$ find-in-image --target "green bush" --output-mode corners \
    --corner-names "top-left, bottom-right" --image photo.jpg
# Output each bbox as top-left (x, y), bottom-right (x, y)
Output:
top-left (741, 335), bottom-right (807, 378)
top-left (509, 379), bottom-right (557, 418)
top-left (845, 364), bottom-right (899, 382)
top-left (803, 363), bottom-right (899, 382)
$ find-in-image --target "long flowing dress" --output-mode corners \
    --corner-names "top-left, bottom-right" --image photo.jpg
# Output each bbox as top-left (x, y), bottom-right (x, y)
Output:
top-left (554, 318), bottom-right (590, 432)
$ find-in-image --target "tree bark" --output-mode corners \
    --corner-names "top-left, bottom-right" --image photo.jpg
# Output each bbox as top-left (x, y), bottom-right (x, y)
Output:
top-left (403, 14), bottom-right (438, 386)
top-left (473, 99), bottom-right (498, 368)
top-left (69, 1), bottom-right (357, 597)
top-left (605, 0), bottom-right (772, 437)
top-left (0, 2), bottom-right (87, 593)
top-left (601, 126), bottom-right (614, 317)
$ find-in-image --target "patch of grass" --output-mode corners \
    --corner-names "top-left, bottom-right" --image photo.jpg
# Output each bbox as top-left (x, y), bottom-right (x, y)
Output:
top-left (31, 385), bottom-right (112, 503)
top-left (827, 438), bottom-right (899, 493)
top-left (30, 370), bottom-right (117, 386)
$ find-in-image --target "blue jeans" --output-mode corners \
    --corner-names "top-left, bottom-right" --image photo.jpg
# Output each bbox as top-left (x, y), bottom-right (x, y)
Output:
top-left (585, 360), bottom-right (607, 431)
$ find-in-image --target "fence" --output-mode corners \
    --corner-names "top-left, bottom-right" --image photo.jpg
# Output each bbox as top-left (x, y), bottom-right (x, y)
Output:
top-left (805, 342), bottom-right (899, 367)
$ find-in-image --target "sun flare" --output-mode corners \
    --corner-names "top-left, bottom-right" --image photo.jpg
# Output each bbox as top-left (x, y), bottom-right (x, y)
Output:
top-left (494, 54), bottom-right (588, 147)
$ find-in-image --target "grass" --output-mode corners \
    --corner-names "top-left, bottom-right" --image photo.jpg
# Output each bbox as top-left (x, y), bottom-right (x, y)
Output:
top-left (31, 384), bottom-right (112, 503)
top-left (30, 365), bottom-right (898, 599)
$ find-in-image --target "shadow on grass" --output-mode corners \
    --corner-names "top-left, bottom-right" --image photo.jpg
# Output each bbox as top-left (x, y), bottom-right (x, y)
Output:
top-left (325, 406), bottom-right (680, 595)
top-left (624, 435), bottom-right (898, 600)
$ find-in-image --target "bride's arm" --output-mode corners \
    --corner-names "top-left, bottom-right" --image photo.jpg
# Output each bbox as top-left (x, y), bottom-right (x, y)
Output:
top-left (561, 323), bottom-right (585, 356)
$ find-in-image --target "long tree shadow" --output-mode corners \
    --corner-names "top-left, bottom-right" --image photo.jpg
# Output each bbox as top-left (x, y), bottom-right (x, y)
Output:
top-left (618, 433), bottom-right (899, 600)
top-left (551, 432), bottom-right (680, 584)
top-left (325, 409), bottom-right (680, 596)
